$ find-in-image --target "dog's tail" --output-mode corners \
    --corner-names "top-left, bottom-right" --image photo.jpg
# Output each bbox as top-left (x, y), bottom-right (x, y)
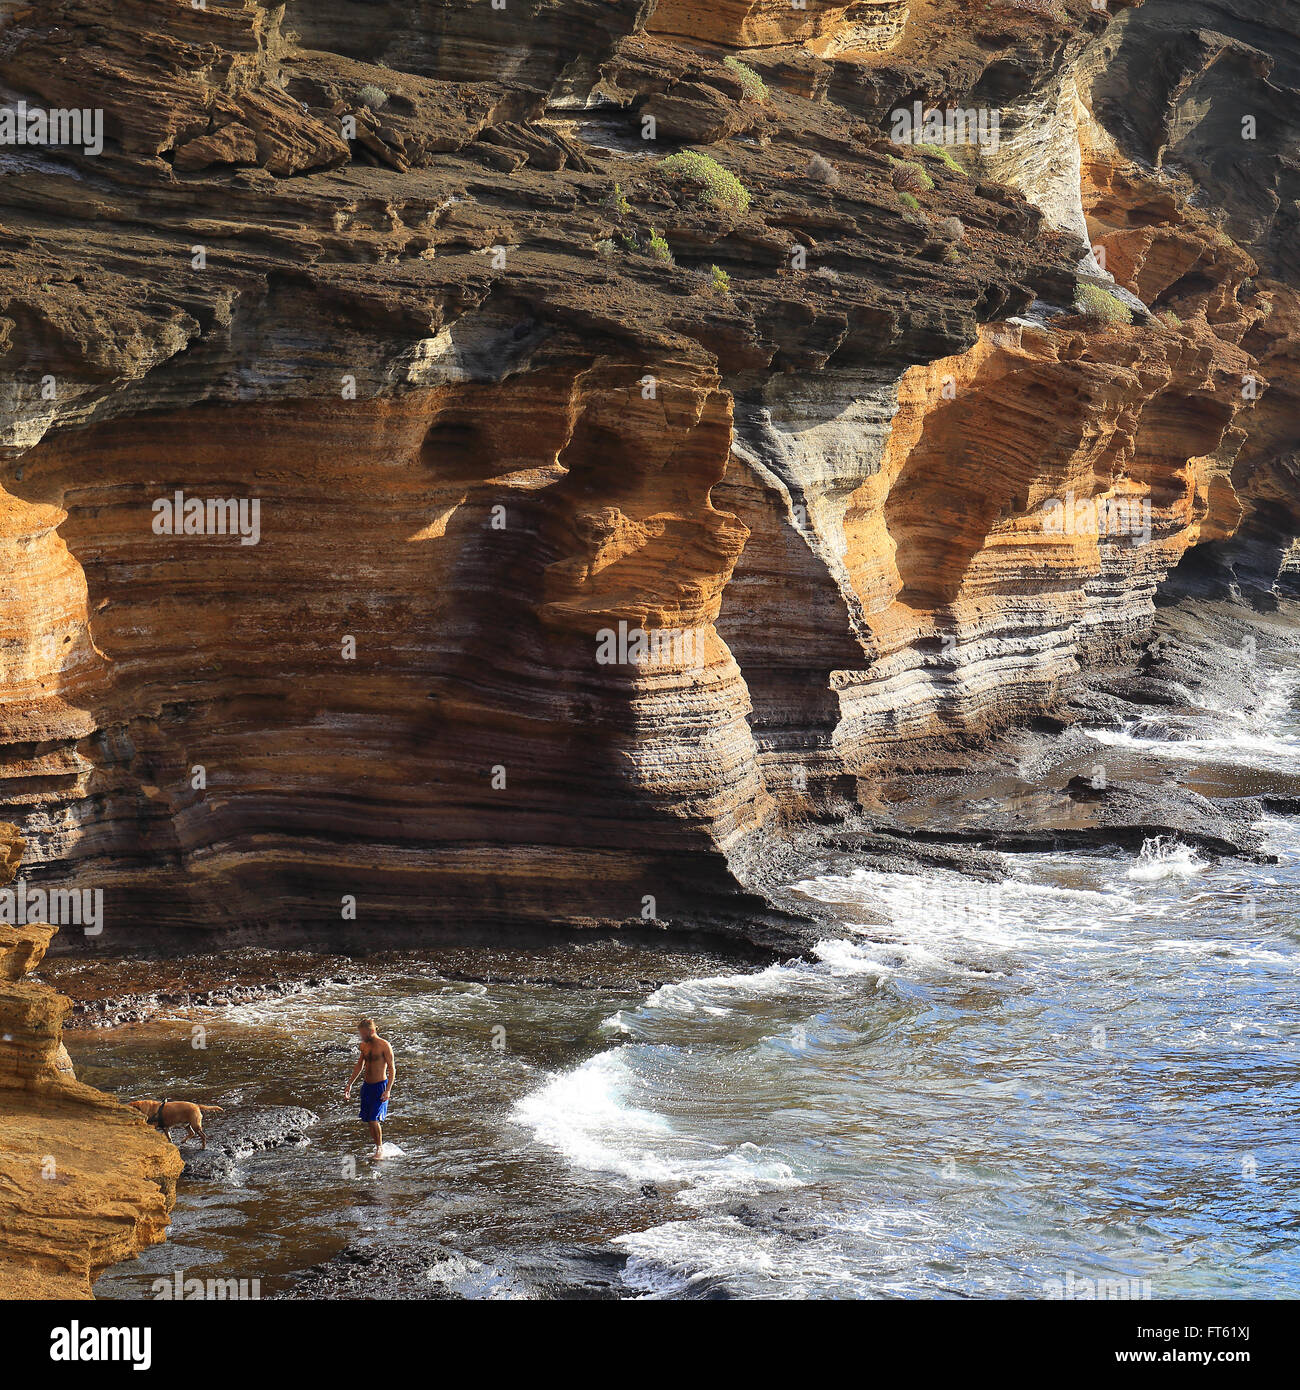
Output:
top-left (197, 1105), bottom-right (224, 1113)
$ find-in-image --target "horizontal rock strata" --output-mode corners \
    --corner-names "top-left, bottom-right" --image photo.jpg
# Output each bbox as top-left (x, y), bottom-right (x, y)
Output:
top-left (0, 0), bottom-right (1292, 951)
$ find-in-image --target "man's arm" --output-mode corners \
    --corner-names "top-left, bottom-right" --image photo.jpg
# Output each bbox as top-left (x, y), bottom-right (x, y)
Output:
top-left (382, 1043), bottom-right (396, 1100)
top-left (344, 1054), bottom-right (364, 1098)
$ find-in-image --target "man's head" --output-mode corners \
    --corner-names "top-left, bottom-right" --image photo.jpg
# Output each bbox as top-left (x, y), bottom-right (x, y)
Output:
top-left (357, 1017), bottom-right (377, 1039)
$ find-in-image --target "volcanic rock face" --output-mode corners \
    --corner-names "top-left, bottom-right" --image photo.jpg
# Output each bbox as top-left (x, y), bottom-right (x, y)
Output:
top-left (1077, 0), bottom-right (1300, 603)
top-left (0, 826), bottom-right (182, 1297)
top-left (0, 0), bottom-right (1293, 949)
top-left (647, 0), bottom-right (911, 53)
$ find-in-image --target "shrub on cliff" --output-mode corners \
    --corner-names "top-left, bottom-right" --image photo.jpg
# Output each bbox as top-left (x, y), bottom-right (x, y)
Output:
top-left (934, 215), bottom-right (965, 243)
top-left (648, 229), bottom-right (674, 264)
top-left (357, 83), bottom-right (388, 110)
top-left (807, 154), bottom-right (840, 186)
top-left (661, 151), bottom-right (751, 213)
top-left (723, 56), bottom-right (768, 102)
top-left (897, 191), bottom-right (920, 214)
top-left (605, 182), bottom-right (632, 217)
top-left (891, 160), bottom-right (935, 193)
top-left (1076, 283), bottom-right (1134, 325)
top-left (912, 142), bottom-right (964, 174)
top-left (710, 264), bottom-right (731, 293)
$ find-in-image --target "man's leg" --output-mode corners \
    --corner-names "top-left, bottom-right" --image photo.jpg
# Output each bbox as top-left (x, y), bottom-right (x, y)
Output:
top-left (368, 1120), bottom-right (382, 1153)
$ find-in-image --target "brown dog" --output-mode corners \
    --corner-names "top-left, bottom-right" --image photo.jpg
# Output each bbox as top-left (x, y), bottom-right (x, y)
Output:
top-left (128, 1099), bottom-right (224, 1149)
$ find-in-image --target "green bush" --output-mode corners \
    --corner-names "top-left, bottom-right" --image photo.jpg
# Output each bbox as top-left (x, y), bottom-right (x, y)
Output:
top-left (710, 264), bottom-right (731, 292)
top-left (912, 142), bottom-right (963, 173)
top-left (594, 238), bottom-right (616, 258)
top-left (891, 160), bottom-right (935, 193)
top-left (723, 56), bottom-right (768, 102)
top-left (661, 150), bottom-right (751, 213)
top-left (605, 182), bottom-right (632, 217)
top-left (647, 228), bottom-right (674, 264)
top-left (1075, 282), bottom-right (1133, 325)
top-left (898, 191), bottom-right (919, 213)
top-left (357, 83), bottom-right (388, 110)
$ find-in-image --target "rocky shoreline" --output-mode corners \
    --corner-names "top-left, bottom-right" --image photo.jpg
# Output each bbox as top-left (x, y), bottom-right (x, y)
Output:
top-left (756, 597), bottom-right (1300, 909)
top-left (46, 954), bottom-right (367, 1031)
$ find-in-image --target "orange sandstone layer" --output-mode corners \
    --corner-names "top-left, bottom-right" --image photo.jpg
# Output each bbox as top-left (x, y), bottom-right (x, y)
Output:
top-left (0, 827), bottom-right (182, 1298)
top-left (1068, 9), bottom-right (1300, 603)
top-left (2, 368), bottom-right (778, 940)
top-left (714, 299), bottom-right (1257, 788)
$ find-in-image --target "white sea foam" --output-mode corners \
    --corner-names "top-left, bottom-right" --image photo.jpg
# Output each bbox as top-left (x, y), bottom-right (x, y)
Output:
top-left (614, 1217), bottom-right (785, 1298)
top-left (1087, 726), bottom-right (1300, 762)
top-left (1126, 836), bottom-right (1206, 881)
top-left (511, 1049), bottom-right (799, 1197)
top-left (811, 938), bottom-right (897, 978)
top-left (424, 1251), bottom-right (528, 1300)
top-left (638, 962), bottom-right (811, 1014)
top-left (1084, 666), bottom-right (1300, 766)
top-left (794, 864), bottom-right (1121, 977)
top-left (1260, 816), bottom-right (1300, 856)
top-left (614, 1215), bottom-right (873, 1299)
top-left (614, 1207), bottom-right (952, 1299)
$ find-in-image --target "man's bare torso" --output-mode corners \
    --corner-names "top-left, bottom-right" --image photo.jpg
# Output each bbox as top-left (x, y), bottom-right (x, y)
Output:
top-left (359, 1037), bottom-right (391, 1083)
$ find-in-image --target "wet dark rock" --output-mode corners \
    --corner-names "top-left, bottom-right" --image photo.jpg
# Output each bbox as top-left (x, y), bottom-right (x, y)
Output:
top-left (271, 1241), bottom-right (466, 1301)
top-left (46, 955), bottom-right (364, 1031)
top-left (181, 1106), bottom-right (319, 1181)
top-left (271, 1235), bottom-right (629, 1301)
top-left (873, 787), bottom-right (1272, 861)
top-left (1087, 675), bottom-right (1193, 708)
top-left (1065, 773), bottom-right (1112, 801)
top-left (504, 1245), bottom-right (629, 1301)
top-left (68, 983), bottom-right (299, 1030)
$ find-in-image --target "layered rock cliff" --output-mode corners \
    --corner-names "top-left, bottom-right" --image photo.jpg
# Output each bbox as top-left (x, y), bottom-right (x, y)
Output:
top-left (0, 825), bottom-right (181, 1297)
top-left (1080, 0), bottom-right (1300, 604)
top-left (0, 0), bottom-right (1293, 950)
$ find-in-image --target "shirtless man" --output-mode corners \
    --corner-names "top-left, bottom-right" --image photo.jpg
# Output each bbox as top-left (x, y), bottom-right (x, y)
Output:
top-left (344, 1018), bottom-right (396, 1158)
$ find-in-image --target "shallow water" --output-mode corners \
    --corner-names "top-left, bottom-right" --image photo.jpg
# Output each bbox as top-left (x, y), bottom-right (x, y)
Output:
top-left (78, 661), bottom-right (1300, 1300)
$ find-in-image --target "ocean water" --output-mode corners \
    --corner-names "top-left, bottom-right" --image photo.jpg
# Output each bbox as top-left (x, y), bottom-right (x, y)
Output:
top-left (77, 664), bottom-right (1300, 1300)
